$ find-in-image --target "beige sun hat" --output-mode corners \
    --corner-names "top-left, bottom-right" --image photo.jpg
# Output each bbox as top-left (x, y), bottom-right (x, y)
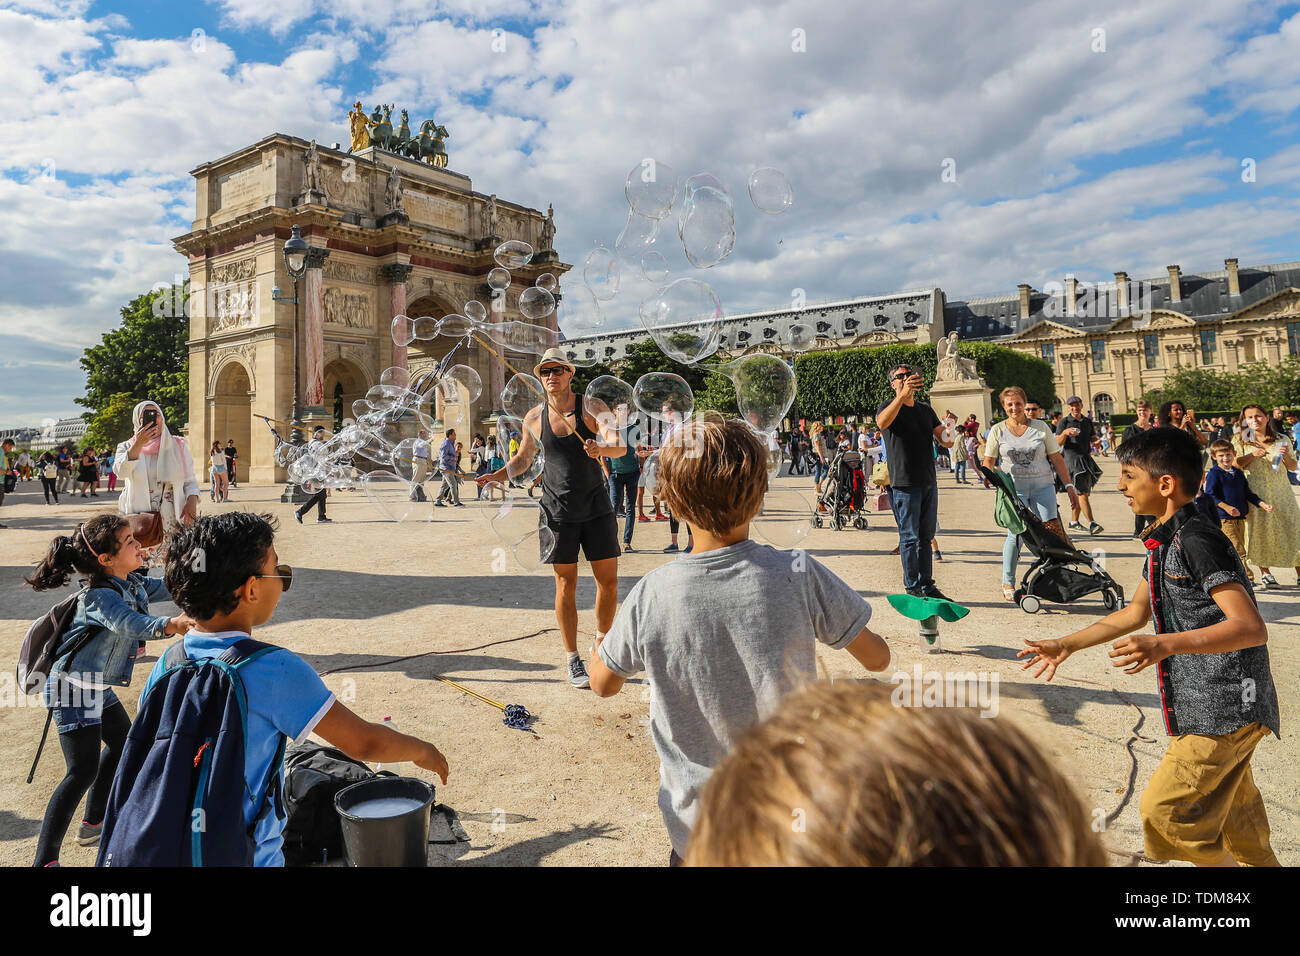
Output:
top-left (533, 348), bottom-right (576, 379)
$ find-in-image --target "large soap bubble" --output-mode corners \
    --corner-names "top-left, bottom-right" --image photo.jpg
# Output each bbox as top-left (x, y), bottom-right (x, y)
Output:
top-left (464, 300), bottom-right (487, 322)
top-left (633, 372), bottom-right (695, 424)
top-left (639, 277), bottom-right (723, 364)
top-left (475, 318), bottom-right (559, 356)
top-left (502, 372), bottom-right (546, 421)
top-left (585, 375), bottom-right (635, 420)
top-left (481, 486), bottom-right (555, 570)
top-left (494, 239), bottom-right (533, 270)
top-left (583, 246), bottom-right (620, 301)
top-left (784, 323), bottom-right (815, 352)
top-left (558, 282), bottom-right (603, 333)
top-left (535, 273), bottom-right (557, 292)
top-left (361, 470), bottom-right (423, 523)
top-left (721, 354), bottom-right (796, 434)
top-left (412, 316), bottom-right (438, 340)
top-left (487, 267), bottom-right (511, 292)
top-left (747, 167), bottom-right (794, 215)
top-left (438, 313), bottom-right (474, 337)
top-left (496, 413), bottom-right (544, 483)
top-left (379, 366), bottom-right (411, 389)
top-left (678, 185), bottom-right (735, 269)
top-left (440, 364), bottom-right (483, 404)
top-left (390, 437), bottom-right (424, 483)
top-left (614, 211), bottom-right (659, 261)
top-left (641, 251), bottom-right (670, 283)
top-left (625, 159), bottom-right (678, 219)
top-left (753, 487), bottom-right (814, 548)
top-left (518, 285), bottom-right (556, 321)
top-left (683, 172), bottom-right (729, 201)
top-left (391, 314), bottom-right (415, 347)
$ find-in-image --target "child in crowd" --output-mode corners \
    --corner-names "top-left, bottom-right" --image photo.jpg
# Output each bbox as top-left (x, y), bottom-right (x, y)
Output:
top-left (25, 514), bottom-right (196, 867)
top-left (1021, 427), bottom-right (1280, 866)
top-left (587, 416), bottom-right (892, 865)
top-left (686, 681), bottom-right (1105, 866)
top-left (1204, 438), bottom-right (1273, 583)
top-left (137, 512), bottom-right (450, 866)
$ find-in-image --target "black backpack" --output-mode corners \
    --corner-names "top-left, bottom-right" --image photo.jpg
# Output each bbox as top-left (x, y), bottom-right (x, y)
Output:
top-left (281, 742), bottom-right (384, 866)
top-left (20, 590), bottom-right (91, 782)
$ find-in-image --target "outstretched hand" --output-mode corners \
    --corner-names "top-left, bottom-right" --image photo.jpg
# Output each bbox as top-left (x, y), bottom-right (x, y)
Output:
top-left (1018, 638), bottom-right (1071, 681)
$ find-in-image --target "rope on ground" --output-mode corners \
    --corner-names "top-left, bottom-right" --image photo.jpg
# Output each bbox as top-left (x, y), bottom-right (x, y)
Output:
top-left (317, 627), bottom-right (558, 732)
top-left (1103, 687), bottom-right (1167, 867)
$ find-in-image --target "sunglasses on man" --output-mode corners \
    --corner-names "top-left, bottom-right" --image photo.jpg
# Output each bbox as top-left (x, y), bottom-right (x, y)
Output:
top-left (892, 369), bottom-right (913, 382)
top-left (538, 366), bottom-right (567, 377)
top-left (254, 564), bottom-right (293, 592)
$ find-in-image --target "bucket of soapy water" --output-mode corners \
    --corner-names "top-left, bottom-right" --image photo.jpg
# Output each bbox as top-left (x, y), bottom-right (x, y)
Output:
top-left (334, 777), bottom-right (435, 867)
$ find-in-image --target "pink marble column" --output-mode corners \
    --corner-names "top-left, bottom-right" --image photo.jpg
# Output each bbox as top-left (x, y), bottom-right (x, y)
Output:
top-left (381, 262), bottom-right (414, 372)
top-left (302, 246), bottom-right (330, 407)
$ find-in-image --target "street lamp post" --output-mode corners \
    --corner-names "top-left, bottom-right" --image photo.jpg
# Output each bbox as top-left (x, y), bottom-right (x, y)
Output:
top-left (273, 224), bottom-right (310, 502)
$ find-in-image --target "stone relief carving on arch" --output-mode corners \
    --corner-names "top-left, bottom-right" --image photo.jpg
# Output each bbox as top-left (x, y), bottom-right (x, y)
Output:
top-left (207, 346), bottom-right (257, 399)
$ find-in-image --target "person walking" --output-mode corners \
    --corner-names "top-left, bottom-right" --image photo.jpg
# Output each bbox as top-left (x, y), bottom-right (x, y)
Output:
top-left (293, 427), bottom-right (331, 524)
top-left (952, 419), bottom-right (970, 483)
top-left (1121, 400), bottom-right (1157, 536)
top-left (55, 447), bottom-right (73, 497)
top-left (876, 363), bottom-right (954, 600)
top-left (434, 428), bottom-right (464, 507)
top-left (76, 447), bottom-right (100, 498)
top-left (810, 421), bottom-right (830, 496)
top-left (983, 387), bottom-right (1080, 602)
top-left (1233, 404), bottom-right (1300, 588)
top-left (478, 348), bottom-right (625, 689)
top-left (0, 438), bottom-right (13, 527)
top-left (407, 428), bottom-right (431, 502)
top-left (208, 440), bottom-right (229, 503)
top-left (17, 449), bottom-right (32, 481)
top-left (1056, 396), bottom-right (1103, 535)
top-left (38, 451), bottom-right (59, 505)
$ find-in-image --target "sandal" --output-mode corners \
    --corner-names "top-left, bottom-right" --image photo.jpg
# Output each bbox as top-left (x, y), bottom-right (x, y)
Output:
top-left (1002, 584), bottom-right (1016, 602)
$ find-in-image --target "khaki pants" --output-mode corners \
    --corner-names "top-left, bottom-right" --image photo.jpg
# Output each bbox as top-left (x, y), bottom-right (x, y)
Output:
top-left (1219, 518), bottom-right (1253, 582)
top-left (1141, 722), bottom-right (1279, 866)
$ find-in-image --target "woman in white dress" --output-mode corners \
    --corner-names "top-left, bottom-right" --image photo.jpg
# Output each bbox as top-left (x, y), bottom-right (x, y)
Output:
top-left (113, 401), bottom-right (200, 531)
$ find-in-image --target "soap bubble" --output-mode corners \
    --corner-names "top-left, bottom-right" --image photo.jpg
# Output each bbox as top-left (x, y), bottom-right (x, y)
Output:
top-left (678, 185), bottom-right (735, 269)
top-left (784, 324), bottom-right (815, 352)
top-left (487, 267), bottom-right (511, 292)
top-left (494, 239), bottom-right (533, 270)
top-left (721, 354), bottom-right (797, 435)
top-left (379, 366), bottom-right (410, 389)
top-left (615, 211), bottom-right (659, 261)
top-left (502, 373), bottom-right (546, 421)
top-left (583, 246), bottom-right (620, 301)
top-left (464, 300), bottom-right (487, 322)
top-left (747, 167), bottom-right (794, 214)
top-left (496, 413), bottom-right (544, 483)
top-left (684, 172), bottom-right (729, 201)
top-left (639, 277), bottom-right (723, 364)
top-left (514, 525), bottom-right (557, 571)
top-left (634, 372), bottom-right (695, 424)
top-left (391, 437), bottom-right (423, 482)
top-left (361, 470), bottom-right (423, 523)
top-left (391, 314), bottom-right (415, 347)
top-left (482, 486), bottom-right (555, 568)
top-left (476, 318), bottom-right (559, 356)
top-left (558, 282), bottom-right (603, 333)
top-left (439, 364), bottom-right (483, 404)
top-left (437, 313), bottom-right (473, 338)
top-left (625, 159), bottom-right (678, 219)
top-left (753, 487), bottom-right (814, 548)
top-left (641, 251), bottom-right (670, 283)
top-left (585, 375), bottom-right (636, 424)
top-left (412, 316), bottom-right (438, 340)
top-left (518, 285), bottom-right (556, 321)
top-left (536, 273), bottom-right (558, 292)
top-left (364, 384), bottom-right (409, 410)
top-left (351, 398), bottom-right (374, 419)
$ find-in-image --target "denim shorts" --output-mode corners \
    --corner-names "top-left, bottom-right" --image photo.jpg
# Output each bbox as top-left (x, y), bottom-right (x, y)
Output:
top-left (43, 674), bottom-right (122, 734)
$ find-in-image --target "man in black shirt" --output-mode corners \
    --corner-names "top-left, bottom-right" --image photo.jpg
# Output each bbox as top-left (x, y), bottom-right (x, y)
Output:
top-left (224, 440), bottom-right (238, 488)
top-left (877, 363), bottom-right (955, 600)
top-left (1056, 396), bottom-right (1103, 535)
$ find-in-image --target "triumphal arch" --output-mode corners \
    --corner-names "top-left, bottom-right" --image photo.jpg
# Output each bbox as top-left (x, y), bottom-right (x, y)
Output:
top-left (175, 109), bottom-right (568, 482)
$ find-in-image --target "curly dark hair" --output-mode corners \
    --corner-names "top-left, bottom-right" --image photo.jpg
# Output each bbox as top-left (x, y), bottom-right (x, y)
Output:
top-left (164, 512), bottom-right (279, 621)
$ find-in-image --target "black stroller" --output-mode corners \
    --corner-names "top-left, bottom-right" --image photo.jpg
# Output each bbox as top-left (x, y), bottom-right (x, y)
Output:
top-left (978, 464), bottom-right (1124, 614)
top-left (814, 447), bottom-right (868, 531)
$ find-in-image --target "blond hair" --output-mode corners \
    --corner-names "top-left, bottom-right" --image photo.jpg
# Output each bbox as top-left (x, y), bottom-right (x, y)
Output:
top-left (656, 416), bottom-right (768, 535)
top-left (809, 421), bottom-right (823, 437)
top-left (686, 681), bottom-right (1106, 867)
top-left (999, 386), bottom-right (1027, 406)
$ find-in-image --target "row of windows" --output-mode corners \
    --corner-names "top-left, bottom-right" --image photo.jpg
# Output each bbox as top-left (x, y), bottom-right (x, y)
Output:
top-left (1039, 324), bottom-right (1300, 369)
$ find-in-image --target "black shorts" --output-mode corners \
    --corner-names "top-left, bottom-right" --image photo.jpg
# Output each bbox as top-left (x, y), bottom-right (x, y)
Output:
top-left (544, 511), bottom-right (620, 565)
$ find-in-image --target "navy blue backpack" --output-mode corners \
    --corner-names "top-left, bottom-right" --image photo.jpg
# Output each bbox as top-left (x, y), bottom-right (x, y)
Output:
top-left (96, 638), bottom-right (287, 867)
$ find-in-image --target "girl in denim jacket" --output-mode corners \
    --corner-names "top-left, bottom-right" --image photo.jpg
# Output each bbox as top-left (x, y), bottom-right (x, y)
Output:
top-left (24, 513), bottom-right (194, 867)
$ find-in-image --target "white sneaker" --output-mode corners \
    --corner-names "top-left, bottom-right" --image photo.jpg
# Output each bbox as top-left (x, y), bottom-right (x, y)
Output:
top-left (1261, 573), bottom-right (1279, 590)
top-left (567, 656), bottom-right (590, 689)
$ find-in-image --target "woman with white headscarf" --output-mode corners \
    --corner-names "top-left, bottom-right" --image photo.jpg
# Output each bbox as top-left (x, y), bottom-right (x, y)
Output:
top-left (113, 401), bottom-right (200, 531)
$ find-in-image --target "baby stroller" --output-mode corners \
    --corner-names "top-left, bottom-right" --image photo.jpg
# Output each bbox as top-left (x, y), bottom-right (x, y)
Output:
top-left (978, 464), bottom-right (1125, 614)
top-left (815, 447), bottom-right (868, 531)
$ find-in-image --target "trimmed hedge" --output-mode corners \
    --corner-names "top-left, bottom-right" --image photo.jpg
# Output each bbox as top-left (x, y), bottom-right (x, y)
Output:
top-left (793, 341), bottom-right (1054, 421)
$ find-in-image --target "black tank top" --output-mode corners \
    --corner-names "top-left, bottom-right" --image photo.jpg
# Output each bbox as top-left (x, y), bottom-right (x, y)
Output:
top-left (540, 393), bottom-right (613, 523)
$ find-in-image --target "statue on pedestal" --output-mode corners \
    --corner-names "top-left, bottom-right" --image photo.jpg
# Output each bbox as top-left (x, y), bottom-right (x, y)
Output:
top-left (483, 194), bottom-right (499, 238)
top-left (540, 203), bottom-right (555, 251)
top-left (384, 164), bottom-right (405, 215)
top-left (348, 102), bottom-right (372, 152)
top-left (297, 139), bottom-right (327, 206)
top-left (936, 331), bottom-right (979, 382)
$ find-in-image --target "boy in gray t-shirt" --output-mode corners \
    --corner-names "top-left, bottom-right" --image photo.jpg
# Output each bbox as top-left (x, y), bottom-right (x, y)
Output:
top-left (590, 417), bottom-right (892, 863)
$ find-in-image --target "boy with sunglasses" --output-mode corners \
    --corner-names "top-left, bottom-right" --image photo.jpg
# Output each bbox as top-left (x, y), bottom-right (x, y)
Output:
top-left (145, 512), bottom-right (449, 865)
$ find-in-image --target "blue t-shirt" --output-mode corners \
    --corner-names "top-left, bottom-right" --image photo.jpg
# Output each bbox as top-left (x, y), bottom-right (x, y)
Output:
top-left (141, 630), bottom-right (335, 866)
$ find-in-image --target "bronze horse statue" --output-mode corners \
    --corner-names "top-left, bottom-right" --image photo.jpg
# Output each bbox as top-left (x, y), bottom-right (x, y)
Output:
top-left (407, 119), bottom-right (449, 167)
top-left (369, 104), bottom-right (395, 151)
top-left (394, 108), bottom-right (412, 155)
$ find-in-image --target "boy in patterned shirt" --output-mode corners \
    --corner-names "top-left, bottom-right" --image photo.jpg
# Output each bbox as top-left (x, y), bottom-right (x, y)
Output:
top-left (1020, 427), bottom-right (1280, 866)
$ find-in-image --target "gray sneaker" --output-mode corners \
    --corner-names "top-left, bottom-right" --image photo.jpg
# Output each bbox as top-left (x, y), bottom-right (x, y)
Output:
top-left (567, 656), bottom-right (590, 689)
top-left (76, 821), bottom-right (102, 846)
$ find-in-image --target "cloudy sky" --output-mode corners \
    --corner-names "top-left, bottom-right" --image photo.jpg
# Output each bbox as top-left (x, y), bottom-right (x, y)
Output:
top-left (2, 0), bottom-right (1299, 427)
